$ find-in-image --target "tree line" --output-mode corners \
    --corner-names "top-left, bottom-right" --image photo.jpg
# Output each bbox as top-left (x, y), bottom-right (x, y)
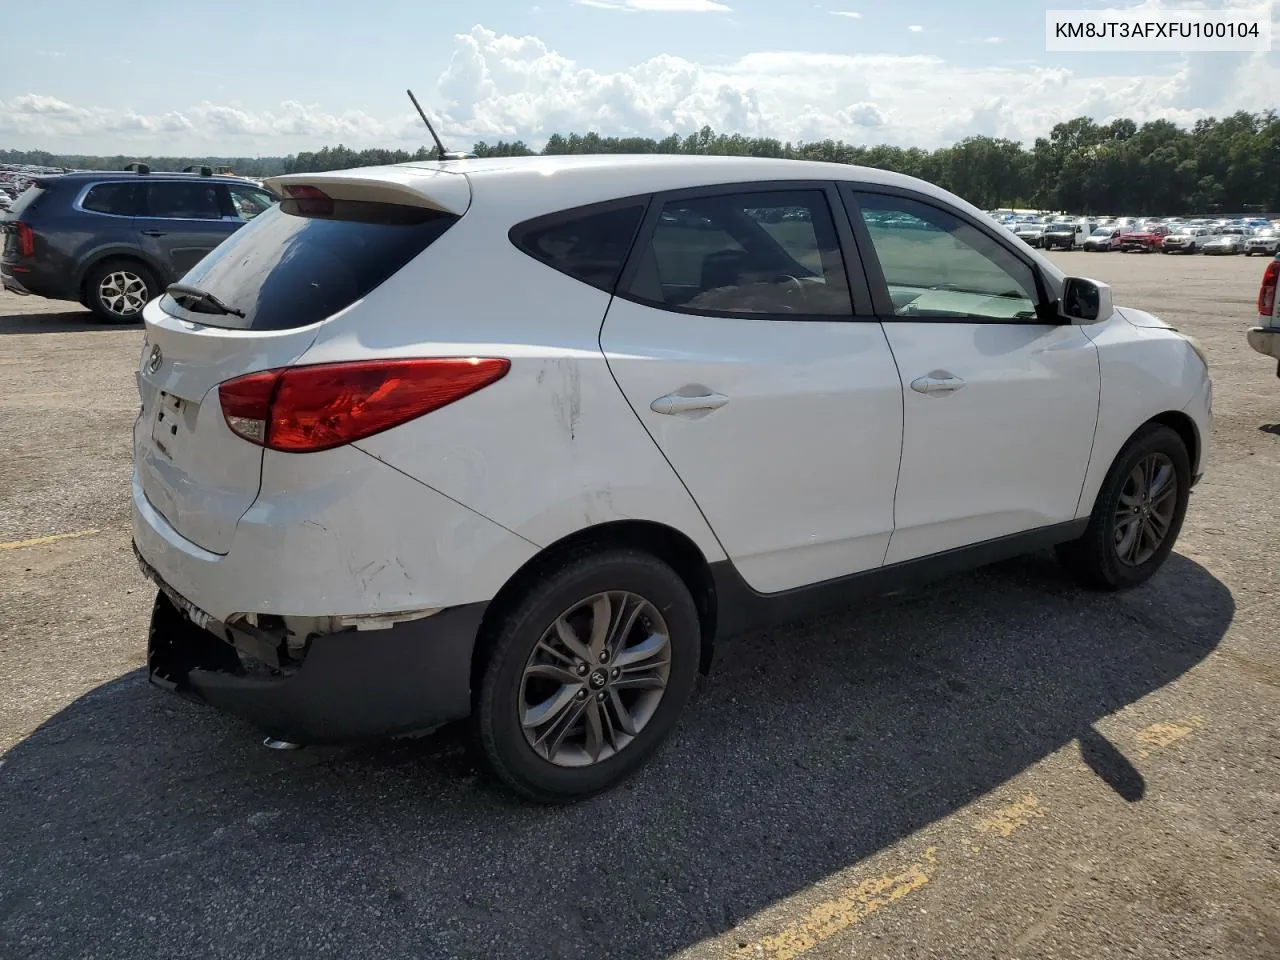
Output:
top-left (5, 110), bottom-right (1277, 214)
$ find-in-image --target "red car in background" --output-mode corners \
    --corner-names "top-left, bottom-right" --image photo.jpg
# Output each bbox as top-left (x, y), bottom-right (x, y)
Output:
top-left (1119, 224), bottom-right (1172, 253)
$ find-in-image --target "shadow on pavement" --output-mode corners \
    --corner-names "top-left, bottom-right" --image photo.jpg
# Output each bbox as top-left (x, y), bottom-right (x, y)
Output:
top-left (0, 308), bottom-right (137, 334)
top-left (0, 551), bottom-right (1231, 960)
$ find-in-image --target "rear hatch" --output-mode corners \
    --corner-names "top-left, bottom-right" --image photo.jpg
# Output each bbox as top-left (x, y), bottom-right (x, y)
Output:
top-left (1, 181), bottom-right (48, 260)
top-left (134, 166), bottom-right (469, 554)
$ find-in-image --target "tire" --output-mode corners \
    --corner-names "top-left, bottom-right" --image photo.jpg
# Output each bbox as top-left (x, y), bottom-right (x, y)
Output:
top-left (474, 547), bottom-right (701, 802)
top-left (1055, 424), bottom-right (1191, 591)
top-left (83, 258), bottom-right (158, 323)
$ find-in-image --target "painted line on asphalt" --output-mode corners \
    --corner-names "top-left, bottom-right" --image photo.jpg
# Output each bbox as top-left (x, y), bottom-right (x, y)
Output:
top-left (1135, 716), bottom-right (1203, 758)
top-left (722, 794), bottom-right (1048, 959)
top-left (0, 528), bottom-right (100, 551)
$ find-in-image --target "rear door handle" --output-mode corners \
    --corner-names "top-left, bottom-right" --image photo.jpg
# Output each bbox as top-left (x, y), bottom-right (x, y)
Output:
top-left (910, 374), bottom-right (966, 396)
top-left (650, 392), bottom-right (730, 415)
top-left (141, 229), bottom-right (167, 237)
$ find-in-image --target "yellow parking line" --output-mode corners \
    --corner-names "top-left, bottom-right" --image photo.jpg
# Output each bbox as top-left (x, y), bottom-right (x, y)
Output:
top-left (730, 850), bottom-right (936, 960)
top-left (1135, 717), bottom-right (1203, 758)
top-left (724, 792), bottom-right (1048, 959)
top-left (0, 528), bottom-right (100, 551)
top-left (974, 794), bottom-right (1046, 839)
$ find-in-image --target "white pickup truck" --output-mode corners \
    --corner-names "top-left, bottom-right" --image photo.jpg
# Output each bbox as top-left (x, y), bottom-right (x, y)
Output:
top-left (1249, 254), bottom-right (1280, 376)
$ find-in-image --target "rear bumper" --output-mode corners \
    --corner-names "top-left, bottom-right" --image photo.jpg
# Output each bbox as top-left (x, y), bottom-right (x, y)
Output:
top-left (1, 261), bottom-right (75, 300)
top-left (1247, 326), bottom-right (1280, 360)
top-left (145, 577), bottom-right (485, 743)
top-left (1, 267), bottom-right (32, 295)
top-left (130, 444), bottom-right (537, 623)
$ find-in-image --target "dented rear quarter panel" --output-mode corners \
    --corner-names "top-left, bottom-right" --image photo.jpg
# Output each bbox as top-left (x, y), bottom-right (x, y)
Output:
top-left (294, 186), bottom-right (727, 565)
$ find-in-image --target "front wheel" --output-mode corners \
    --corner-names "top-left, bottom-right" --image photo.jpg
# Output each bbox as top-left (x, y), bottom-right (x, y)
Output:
top-left (1056, 424), bottom-right (1190, 591)
top-left (473, 548), bottom-right (701, 802)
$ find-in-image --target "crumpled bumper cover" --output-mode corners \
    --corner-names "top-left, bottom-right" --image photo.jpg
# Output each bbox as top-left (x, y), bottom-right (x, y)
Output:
top-left (144, 574), bottom-right (487, 745)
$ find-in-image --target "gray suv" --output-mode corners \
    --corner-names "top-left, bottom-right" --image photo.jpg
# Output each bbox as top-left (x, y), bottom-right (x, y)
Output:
top-left (1, 165), bottom-right (277, 322)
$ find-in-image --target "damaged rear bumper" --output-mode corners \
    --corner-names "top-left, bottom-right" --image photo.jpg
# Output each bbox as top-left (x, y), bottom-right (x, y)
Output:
top-left (140, 546), bottom-right (486, 744)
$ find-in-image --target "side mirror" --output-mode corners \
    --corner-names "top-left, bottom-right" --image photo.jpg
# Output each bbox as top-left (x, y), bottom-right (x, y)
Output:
top-left (1061, 276), bottom-right (1113, 324)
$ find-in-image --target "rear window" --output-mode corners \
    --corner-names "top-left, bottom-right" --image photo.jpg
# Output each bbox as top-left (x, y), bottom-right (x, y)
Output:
top-left (510, 200), bottom-right (648, 293)
top-left (5, 184), bottom-right (46, 219)
top-left (160, 197), bottom-right (458, 331)
top-left (82, 182), bottom-right (141, 216)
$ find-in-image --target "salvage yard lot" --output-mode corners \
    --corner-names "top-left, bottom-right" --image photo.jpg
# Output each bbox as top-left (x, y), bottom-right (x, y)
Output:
top-left (1, 252), bottom-right (1278, 960)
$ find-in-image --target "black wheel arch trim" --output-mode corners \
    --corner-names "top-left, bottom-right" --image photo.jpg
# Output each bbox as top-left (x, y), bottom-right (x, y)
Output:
top-left (74, 247), bottom-right (167, 297)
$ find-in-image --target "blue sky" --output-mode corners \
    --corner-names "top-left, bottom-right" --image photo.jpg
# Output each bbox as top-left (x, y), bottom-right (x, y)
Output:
top-left (2, 0), bottom-right (1276, 155)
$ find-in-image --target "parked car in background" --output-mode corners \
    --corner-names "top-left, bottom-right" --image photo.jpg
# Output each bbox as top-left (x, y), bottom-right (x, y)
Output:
top-left (1249, 255), bottom-right (1280, 377)
top-left (1083, 226), bottom-right (1123, 251)
top-left (1013, 221), bottom-right (1046, 247)
top-left (1161, 228), bottom-right (1211, 254)
top-left (132, 154), bottom-right (1212, 801)
top-left (1202, 231), bottom-right (1249, 256)
top-left (1245, 228), bottom-right (1280, 257)
top-left (1042, 220), bottom-right (1091, 250)
top-left (1, 165), bottom-right (278, 322)
top-left (1119, 224), bottom-right (1171, 253)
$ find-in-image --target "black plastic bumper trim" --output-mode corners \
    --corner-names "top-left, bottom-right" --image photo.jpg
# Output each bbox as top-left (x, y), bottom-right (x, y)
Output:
top-left (147, 590), bottom-right (487, 744)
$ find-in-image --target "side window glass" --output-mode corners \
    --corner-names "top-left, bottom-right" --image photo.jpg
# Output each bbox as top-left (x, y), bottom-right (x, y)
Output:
top-left (81, 183), bottom-right (140, 216)
top-left (229, 185), bottom-right (277, 221)
top-left (854, 192), bottom-right (1041, 322)
top-left (145, 182), bottom-right (223, 220)
top-left (512, 203), bottom-right (646, 293)
top-left (628, 190), bottom-right (852, 317)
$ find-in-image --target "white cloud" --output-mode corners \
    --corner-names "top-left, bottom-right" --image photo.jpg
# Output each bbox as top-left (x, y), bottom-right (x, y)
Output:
top-left (574, 0), bottom-right (731, 11)
top-left (907, 24), bottom-right (924, 32)
top-left (2, 23), bottom-right (1277, 155)
top-left (830, 10), bottom-right (862, 17)
top-left (981, 36), bottom-right (1003, 44)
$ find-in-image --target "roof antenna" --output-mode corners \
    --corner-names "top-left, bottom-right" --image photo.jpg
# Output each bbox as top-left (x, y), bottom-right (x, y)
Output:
top-left (407, 89), bottom-right (475, 161)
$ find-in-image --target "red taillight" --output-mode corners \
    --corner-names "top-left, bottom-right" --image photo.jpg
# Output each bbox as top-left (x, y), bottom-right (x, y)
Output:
top-left (218, 357), bottom-right (510, 453)
top-left (1260, 260), bottom-right (1280, 318)
top-left (16, 223), bottom-right (35, 258)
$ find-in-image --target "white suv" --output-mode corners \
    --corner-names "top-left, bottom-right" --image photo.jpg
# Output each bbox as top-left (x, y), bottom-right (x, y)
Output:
top-left (133, 155), bottom-right (1213, 801)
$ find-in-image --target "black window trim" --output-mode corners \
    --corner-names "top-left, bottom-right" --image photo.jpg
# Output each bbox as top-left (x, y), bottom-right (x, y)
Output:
top-left (508, 193), bottom-right (654, 295)
top-left (613, 179), bottom-right (875, 322)
top-left (837, 182), bottom-right (1061, 325)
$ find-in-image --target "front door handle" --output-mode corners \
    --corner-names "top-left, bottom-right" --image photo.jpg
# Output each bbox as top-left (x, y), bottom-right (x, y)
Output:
top-left (910, 374), bottom-right (966, 396)
top-left (650, 392), bottom-right (730, 415)
top-left (141, 230), bottom-right (167, 237)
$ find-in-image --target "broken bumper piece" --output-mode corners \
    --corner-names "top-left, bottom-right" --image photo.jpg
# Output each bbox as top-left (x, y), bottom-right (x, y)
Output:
top-left (141, 548), bottom-right (487, 744)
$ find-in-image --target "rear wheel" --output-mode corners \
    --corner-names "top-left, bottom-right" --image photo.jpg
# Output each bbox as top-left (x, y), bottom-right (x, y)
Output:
top-left (84, 258), bottom-right (157, 323)
top-left (1056, 424), bottom-right (1190, 591)
top-left (473, 548), bottom-right (701, 802)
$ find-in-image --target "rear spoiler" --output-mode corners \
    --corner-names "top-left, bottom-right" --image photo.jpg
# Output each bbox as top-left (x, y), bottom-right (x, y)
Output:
top-left (263, 165), bottom-right (471, 217)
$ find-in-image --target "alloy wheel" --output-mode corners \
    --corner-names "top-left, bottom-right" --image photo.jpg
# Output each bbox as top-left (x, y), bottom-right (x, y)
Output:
top-left (1113, 452), bottom-right (1178, 567)
top-left (98, 270), bottom-right (149, 317)
top-left (519, 591), bottom-right (671, 767)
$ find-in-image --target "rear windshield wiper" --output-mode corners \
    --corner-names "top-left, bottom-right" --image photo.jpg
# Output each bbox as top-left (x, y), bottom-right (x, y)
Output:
top-left (166, 283), bottom-right (245, 318)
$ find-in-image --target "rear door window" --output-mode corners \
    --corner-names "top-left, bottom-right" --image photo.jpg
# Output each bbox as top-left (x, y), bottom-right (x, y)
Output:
top-left (6, 184), bottom-right (47, 219)
top-left (144, 181), bottom-right (224, 220)
top-left (510, 201), bottom-right (647, 293)
top-left (160, 197), bottom-right (458, 331)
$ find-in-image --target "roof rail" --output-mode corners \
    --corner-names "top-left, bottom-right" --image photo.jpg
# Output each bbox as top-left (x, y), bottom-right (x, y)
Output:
top-left (182, 165), bottom-right (214, 177)
top-left (124, 162), bottom-right (151, 175)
